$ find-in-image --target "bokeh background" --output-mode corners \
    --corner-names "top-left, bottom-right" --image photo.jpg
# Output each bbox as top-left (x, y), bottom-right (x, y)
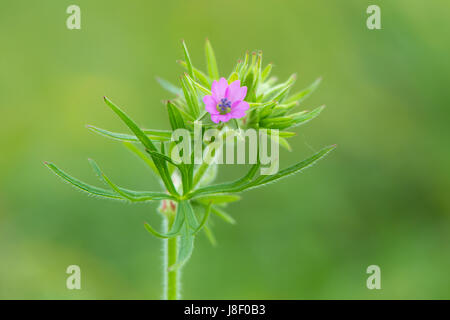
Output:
top-left (1, 0), bottom-right (449, 299)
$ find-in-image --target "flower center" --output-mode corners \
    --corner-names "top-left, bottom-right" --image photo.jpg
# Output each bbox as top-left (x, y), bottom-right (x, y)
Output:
top-left (216, 98), bottom-right (232, 115)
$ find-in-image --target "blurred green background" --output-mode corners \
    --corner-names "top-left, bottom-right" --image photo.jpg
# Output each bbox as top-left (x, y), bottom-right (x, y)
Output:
top-left (1, 0), bottom-right (449, 299)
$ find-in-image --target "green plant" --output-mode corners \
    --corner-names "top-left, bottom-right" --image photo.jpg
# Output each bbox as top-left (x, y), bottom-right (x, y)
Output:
top-left (45, 40), bottom-right (335, 299)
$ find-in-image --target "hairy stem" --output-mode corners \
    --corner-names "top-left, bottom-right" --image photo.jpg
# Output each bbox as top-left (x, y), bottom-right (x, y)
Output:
top-left (164, 213), bottom-right (179, 300)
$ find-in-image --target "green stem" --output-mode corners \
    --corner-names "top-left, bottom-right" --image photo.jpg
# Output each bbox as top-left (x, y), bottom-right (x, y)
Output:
top-left (164, 213), bottom-right (179, 300)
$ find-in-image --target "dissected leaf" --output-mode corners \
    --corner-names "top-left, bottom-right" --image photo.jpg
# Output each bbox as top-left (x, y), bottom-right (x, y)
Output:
top-left (103, 96), bottom-right (177, 195)
top-left (45, 162), bottom-right (121, 199)
top-left (45, 162), bottom-right (173, 202)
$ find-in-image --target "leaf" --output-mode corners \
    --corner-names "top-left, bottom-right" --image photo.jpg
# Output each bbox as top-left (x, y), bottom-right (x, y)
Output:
top-left (169, 200), bottom-right (197, 271)
top-left (169, 223), bottom-right (194, 271)
top-left (243, 68), bottom-right (255, 101)
top-left (87, 125), bottom-right (139, 142)
top-left (87, 158), bottom-right (169, 202)
top-left (156, 77), bottom-right (182, 96)
top-left (182, 40), bottom-right (194, 79)
top-left (261, 63), bottom-right (273, 82)
top-left (263, 74), bottom-right (296, 102)
top-left (177, 60), bottom-right (210, 88)
top-left (271, 101), bottom-right (299, 117)
top-left (228, 72), bottom-right (239, 83)
top-left (271, 86), bottom-right (291, 103)
top-left (260, 106), bottom-right (324, 130)
top-left (252, 51), bottom-right (263, 93)
top-left (103, 97), bottom-right (157, 151)
top-left (260, 115), bottom-right (294, 129)
top-left (195, 194), bottom-right (241, 205)
top-left (144, 221), bottom-right (182, 239)
top-left (171, 201), bottom-right (188, 234)
top-left (146, 149), bottom-right (178, 167)
top-left (203, 224), bottom-right (217, 246)
top-left (196, 163), bottom-right (218, 187)
top-left (146, 147), bottom-right (192, 195)
top-left (238, 51), bottom-right (250, 79)
top-left (170, 99), bottom-right (196, 121)
top-left (179, 76), bottom-right (199, 117)
top-left (185, 73), bottom-right (212, 96)
top-left (258, 101), bottom-right (278, 119)
top-left (87, 125), bottom-right (172, 142)
top-left (291, 105), bottom-right (325, 128)
top-left (285, 77), bottom-right (322, 104)
top-left (45, 162), bottom-right (121, 199)
top-left (211, 206), bottom-right (236, 224)
top-left (144, 200), bottom-right (186, 239)
top-left (192, 201), bottom-right (212, 234)
top-left (254, 145), bottom-right (336, 186)
top-left (205, 39), bottom-right (219, 80)
top-left (103, 96), bottom-right (177, 195)
top-left (123, 142), bottom-right (159, 176)
top-left (180, 200), bottom-right (199, 230)
top-left (267, 130), bottom-right (296, 138)
top-left (166, 101), bottom-right (186, 130)
top-left (278, 137), bottom-right (292, 151)
top-left (45, 162), bottom-right (174, 202)
top-left (190, 145), bottom-right (336, 197)
top-left (183, 74), bottom-right (201, 116)
top-left (189, 163), bottom-right (260, 198)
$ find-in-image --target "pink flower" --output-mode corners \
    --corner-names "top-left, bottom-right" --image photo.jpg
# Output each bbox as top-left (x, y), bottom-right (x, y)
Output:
top-left (203, 77), bottom-right (249, 124)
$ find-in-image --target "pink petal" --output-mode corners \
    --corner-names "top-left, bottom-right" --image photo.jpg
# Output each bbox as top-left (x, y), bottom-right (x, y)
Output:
top-left (226, 80), bottom-right (247, 102)
top-left (220, 113), bottom-right (232, 122)
top-left (211, 77), bottom-right (228, 100)
top-left (211, 114), bottom-right (221, 123)
top-left (230, 101), bottom-right (250, 119)
top-left (203, 95), bottom-right (218, 114)
top-left (211, 113), bottom-right (232, 124)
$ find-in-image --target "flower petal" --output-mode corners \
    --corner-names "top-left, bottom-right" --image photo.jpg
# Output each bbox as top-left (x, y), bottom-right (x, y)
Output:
top-left (212, 77), bottom-right (228, 100)
top-left (226, 80), bottom-right (247, 102)
top-left (211, 114), bottom-right (221, 123)
top-left (221, 113), bottom-right (232, 123)
top-left (211, 113), bottom-right (232, 124)
top-left (230, 101), bottom-right (250, 119)
top-left (203, 95), bottom-right (218, 114)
